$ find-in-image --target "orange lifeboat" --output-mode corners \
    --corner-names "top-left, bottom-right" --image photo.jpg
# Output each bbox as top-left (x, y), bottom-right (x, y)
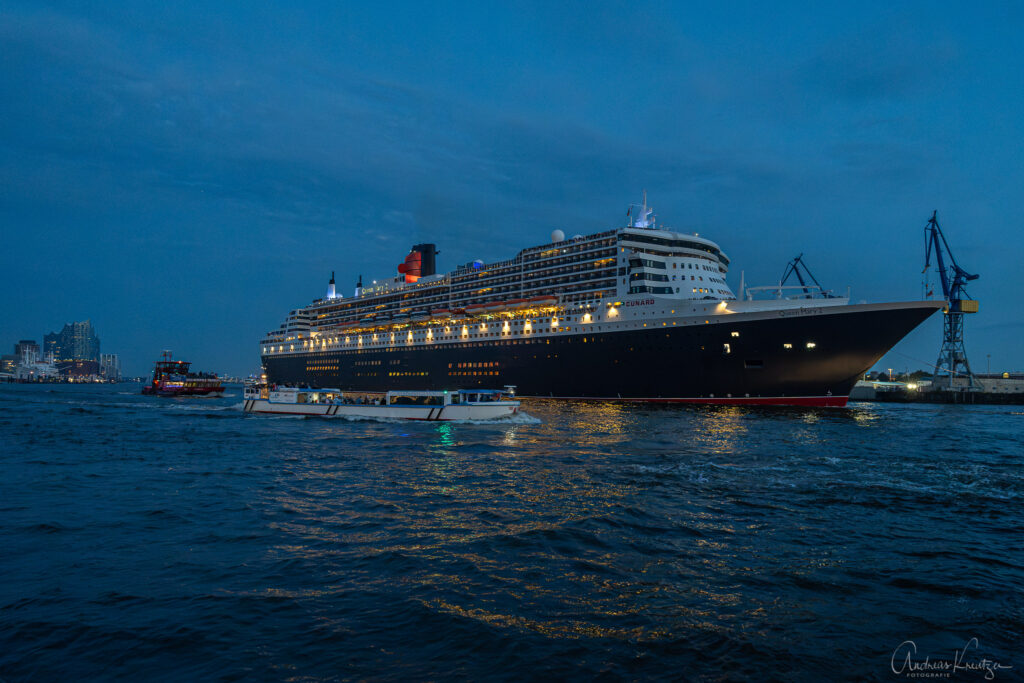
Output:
top-left (484, 301), bottom-right (507, 313)
top-left (430, 308), bottom-right (452, 319)
top-left (506, 298), bottom-right (528, 310)
top-left (465, 304), bottom-right (487, 316)
top-left (528, 295), bottom-right (558, 307)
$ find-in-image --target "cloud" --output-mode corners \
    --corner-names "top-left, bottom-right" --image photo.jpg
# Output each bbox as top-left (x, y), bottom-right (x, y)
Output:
top-left (0, 3), bottom-right (1019, 374)
top-left (801, 22), bottom-right (959, 102)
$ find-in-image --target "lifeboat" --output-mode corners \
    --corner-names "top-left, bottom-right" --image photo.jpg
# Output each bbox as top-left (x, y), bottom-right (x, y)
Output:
top-left (465, 304), bottom-right (487, 316)
top-left (430, 308), bottom-right (452, 319)
top-left (484, 301), bottom-right (507, 313)
top-left (528, 295), bottom-right (558, 307)
top-left (506, 298), bottom-right (528, 310)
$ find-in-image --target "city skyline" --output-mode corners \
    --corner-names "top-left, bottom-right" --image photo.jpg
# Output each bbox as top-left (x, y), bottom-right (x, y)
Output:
top-left (2, 319), bottom-right (124, 380)
top-left (1, 3), bottom-right (1022, 376)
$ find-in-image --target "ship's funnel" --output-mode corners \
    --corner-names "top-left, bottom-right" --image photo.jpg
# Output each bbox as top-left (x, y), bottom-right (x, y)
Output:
top-left (397, 243), bottom-right (438, 283)
top-left (326, 271), bottom-right (337, 299)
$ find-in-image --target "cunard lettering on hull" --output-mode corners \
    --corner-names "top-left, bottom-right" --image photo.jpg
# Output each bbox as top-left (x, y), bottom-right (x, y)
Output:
top-left (259, 196), bottom-right (942, 407)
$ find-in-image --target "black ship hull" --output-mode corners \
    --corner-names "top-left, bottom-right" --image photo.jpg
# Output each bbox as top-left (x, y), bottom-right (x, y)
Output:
top-left (262, 302), bottom-right (940, 407)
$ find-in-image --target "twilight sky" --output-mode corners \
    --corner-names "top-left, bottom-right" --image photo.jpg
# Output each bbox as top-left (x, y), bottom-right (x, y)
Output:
top-left (2, 1), bottom-right (1022, 376)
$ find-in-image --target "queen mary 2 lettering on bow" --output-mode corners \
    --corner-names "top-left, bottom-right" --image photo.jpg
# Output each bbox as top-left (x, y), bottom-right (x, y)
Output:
top-left (778, 306), bottom-right (823, 317)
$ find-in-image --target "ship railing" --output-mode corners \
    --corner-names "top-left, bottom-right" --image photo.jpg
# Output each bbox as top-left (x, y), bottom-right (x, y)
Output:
top-left (742, 284), bottom-right (845, 301)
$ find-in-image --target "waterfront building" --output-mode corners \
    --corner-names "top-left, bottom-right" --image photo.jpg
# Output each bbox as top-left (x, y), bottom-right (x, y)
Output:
top-left (45, 320), bottom-right (100, 377)
top-left (42, 332), bottom-right (59, 359)
top-left (100, 353), bottom-right (121, 381)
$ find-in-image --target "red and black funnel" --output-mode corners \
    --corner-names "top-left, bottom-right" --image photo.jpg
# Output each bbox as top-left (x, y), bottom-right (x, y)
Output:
top-left (397, 243), bottom-right (438, 282)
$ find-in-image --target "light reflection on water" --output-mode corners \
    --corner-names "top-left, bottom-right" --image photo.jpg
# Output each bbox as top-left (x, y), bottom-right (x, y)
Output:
top-left (1, 385), bottom-right (1020, 679)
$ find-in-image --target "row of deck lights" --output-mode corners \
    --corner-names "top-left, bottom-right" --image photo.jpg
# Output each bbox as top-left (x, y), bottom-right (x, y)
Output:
top-left (265, 305), bottom-right (585, 354)
top-left (263, 301), bottom-right (746, 355)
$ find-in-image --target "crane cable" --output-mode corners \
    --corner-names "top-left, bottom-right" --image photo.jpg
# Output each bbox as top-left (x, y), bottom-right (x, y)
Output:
top-left (886, 349), bottom-right (973, 378)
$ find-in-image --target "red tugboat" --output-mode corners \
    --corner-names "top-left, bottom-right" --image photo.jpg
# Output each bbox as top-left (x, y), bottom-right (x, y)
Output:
top-left (141, 351), bottom-right (225, 397)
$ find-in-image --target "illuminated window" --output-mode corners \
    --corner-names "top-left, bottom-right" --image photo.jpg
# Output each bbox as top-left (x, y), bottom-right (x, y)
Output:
top-left (783, 343), bottom-right (793, 349)
top-left (806, 342), bottom-right (816, 349)
top-left (731, 331), bottom-right (740, 337)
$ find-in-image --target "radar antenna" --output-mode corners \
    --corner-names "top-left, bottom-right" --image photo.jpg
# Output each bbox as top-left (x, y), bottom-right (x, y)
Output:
top-left (626, 190), bottom-right (656, 229)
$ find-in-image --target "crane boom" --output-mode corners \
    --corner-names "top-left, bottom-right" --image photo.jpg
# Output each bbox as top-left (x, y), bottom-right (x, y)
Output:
top-left (780, 254), bottom-right (837, 298)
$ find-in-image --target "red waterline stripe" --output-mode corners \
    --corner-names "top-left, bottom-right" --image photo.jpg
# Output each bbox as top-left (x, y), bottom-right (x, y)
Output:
top-left (520, 395), bottom-right (849, 407)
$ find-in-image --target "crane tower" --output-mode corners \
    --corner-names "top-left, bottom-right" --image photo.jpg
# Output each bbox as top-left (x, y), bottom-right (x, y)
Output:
top-left (923, 211), bottom-right (980, 390)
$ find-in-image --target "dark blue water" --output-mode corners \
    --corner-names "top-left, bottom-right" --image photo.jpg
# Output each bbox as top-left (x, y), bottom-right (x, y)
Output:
top-left (1, 384), bottom-right (1021, 681)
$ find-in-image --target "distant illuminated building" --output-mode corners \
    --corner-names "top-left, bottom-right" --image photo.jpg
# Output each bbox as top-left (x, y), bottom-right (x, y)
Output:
top-left (45, 320), bottom-right (101, 376)
top-left (43, 332), bottom-right (59, 359)
top-left (100, 353), bottom-right (121, 381)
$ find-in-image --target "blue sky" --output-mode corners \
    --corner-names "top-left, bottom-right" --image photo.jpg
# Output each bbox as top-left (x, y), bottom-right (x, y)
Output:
top-left (1, 1), bottom-right (1021, 376)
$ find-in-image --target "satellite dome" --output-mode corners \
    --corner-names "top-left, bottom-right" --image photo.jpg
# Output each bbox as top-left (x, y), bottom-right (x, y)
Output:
top-left (551, 229), bottom-right (565, 243)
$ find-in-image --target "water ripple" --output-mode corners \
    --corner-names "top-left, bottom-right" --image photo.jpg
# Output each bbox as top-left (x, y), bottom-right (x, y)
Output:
top-left (0, 384), bottom-right (1020, 680)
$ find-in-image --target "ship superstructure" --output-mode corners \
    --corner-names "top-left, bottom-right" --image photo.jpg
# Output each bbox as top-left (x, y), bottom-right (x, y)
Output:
top-left (260, 198), bottom-right (941, 406)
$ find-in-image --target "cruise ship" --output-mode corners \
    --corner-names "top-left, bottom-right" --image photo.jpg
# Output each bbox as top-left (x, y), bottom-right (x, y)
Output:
top-left (260, 198), bottom-right (941, 406)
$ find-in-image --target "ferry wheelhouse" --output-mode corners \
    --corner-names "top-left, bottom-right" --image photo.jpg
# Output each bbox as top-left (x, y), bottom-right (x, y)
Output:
top-left (259, 198), bottom-right (940, 406)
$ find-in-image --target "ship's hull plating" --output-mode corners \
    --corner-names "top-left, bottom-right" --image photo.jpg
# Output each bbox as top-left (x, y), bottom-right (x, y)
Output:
top-left (262, 302), bottom-right (940, 407)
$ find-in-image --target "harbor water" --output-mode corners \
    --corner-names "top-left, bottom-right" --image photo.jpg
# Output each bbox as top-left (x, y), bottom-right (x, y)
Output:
top-left (1, 384), bottom-right (1021, 680)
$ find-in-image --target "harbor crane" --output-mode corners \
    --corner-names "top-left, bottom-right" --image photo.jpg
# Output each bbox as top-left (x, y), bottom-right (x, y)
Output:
top-left (779, 254), bottom-right (839, 298)
top-left (923, 211), bottom-right (979, 389)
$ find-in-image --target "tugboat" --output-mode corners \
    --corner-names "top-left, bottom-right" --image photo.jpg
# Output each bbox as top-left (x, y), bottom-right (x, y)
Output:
top-left (243, 382), bottom-right (519, 420)
top-left (141, 351), bottom-right (225, 397)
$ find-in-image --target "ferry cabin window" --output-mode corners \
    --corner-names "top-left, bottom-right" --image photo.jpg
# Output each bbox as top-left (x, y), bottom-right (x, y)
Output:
top-left (390, 394), bottom-right (443, 406)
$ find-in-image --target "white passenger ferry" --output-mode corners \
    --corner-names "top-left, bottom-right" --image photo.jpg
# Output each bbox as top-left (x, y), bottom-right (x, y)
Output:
top-left (243, 383), bottom-right (520, 421)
